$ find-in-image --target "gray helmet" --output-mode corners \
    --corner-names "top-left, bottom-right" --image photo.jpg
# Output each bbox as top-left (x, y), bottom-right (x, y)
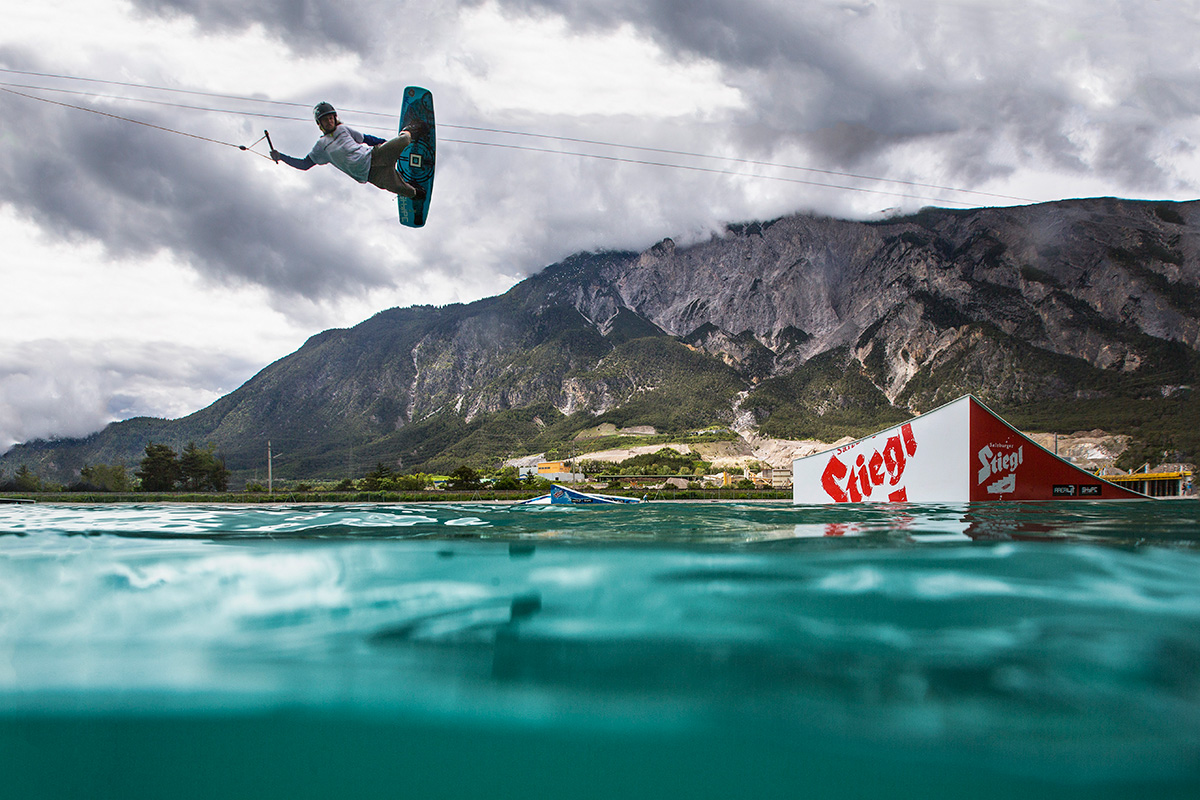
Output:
top-left (313, 102), bottom-right (336, 122)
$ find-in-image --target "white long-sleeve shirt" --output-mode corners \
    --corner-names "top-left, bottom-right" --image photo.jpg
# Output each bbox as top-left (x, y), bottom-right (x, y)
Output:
top-left (307, 125), bottom-right (375, 183)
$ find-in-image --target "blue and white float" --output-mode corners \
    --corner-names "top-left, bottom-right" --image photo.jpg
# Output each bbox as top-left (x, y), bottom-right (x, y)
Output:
top-left (517, 484), bottom-right (643, 505)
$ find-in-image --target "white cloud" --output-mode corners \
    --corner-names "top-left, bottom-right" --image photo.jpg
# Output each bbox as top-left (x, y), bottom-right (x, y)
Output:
top-left (451, 2), bottom-right (743, 118)
top-left (0, 338), bottom-right (256, 448)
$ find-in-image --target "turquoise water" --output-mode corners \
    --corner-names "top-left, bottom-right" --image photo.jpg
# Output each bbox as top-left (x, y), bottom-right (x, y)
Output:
top-left (2, 500), bottom-right (1199, 798)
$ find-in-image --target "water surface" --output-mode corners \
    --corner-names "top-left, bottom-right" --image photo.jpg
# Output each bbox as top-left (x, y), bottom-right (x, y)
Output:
top-left (2, 500), bottom-right (1198, 798)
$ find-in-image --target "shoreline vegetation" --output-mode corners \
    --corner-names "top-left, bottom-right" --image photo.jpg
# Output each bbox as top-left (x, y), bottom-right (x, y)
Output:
top-left (0, 487), bottom-right (794, 504)
top-left (1, 442), bottom-right (795, 502)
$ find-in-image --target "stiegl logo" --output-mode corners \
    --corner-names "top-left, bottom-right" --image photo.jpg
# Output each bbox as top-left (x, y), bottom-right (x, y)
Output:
top-left (821, 423), bottom-right (918, 503)
top-left (978, 444), bottom-right (1023, 496)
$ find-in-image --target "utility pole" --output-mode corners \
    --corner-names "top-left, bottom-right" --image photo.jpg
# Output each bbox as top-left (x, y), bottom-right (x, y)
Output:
top-left (268, 440), bottom-right (274, 496)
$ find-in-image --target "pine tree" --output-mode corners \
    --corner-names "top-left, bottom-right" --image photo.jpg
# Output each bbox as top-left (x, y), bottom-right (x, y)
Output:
top-left (14, 465), bottom-right (41, 492)
top-left (137, 443), bottom-right (180, 492)
top-left (179, 442), bottom-right (230, 492)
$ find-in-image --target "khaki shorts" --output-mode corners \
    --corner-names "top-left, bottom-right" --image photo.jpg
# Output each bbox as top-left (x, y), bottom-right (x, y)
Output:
top-left (367, 137), bottom-right (411, 194)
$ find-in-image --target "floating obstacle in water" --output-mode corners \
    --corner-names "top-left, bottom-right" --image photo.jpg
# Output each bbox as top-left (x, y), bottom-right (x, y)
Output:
top-left (517, 485), bottom-right (643, 505)
top-left (792, 394), bottom-right (1149, 504)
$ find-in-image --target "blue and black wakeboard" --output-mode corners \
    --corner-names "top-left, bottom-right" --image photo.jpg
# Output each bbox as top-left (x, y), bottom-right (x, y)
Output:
top-left (398, 86), bottom-right (435, 227)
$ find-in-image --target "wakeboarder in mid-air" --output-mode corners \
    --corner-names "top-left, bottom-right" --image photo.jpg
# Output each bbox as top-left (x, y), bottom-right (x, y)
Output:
top-left (270, 102), bottom-right (427, 199)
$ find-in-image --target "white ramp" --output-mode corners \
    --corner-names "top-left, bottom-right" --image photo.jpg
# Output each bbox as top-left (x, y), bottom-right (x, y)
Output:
top-left (792, 395), bottom-right (1148, 503)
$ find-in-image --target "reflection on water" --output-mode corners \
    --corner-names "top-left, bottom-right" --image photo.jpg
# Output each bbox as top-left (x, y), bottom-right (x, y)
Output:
top-left (5, 499), bottom-right (1198, 545)
top-left (1, 501), bottom-right (1199, 798)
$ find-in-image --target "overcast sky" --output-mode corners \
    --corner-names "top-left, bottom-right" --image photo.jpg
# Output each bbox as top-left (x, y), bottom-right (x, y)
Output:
top-left (4, 0), bottom-right (1200, 451)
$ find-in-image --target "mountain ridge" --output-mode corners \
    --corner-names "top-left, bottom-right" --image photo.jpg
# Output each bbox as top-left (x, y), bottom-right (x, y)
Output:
top-left (5, 196), bottom-right (1199, 483)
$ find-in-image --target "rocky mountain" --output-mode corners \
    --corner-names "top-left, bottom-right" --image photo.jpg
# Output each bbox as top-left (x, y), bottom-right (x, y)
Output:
top-left (6, 197), bottom-right (1200, 483)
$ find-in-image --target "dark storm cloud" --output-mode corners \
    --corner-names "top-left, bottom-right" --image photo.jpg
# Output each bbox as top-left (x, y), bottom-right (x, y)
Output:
top-left (129, 0), bottom-right (376, 54)
top-left (481, 0), bottom-right (1200, 191)
top-left (117, 0), bottom-right (1200, 197)
top-left (0, 80), bottom-right (392, 301)
top-left (472, 0), bottom-right (970, 140)
top-left (528, 0), bottom-right (869, 71)
top-left (7, 0), bottom-right (1199, 305)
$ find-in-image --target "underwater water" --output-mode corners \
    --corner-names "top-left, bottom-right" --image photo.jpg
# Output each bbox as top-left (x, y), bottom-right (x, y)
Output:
top-left (1, 500), bottom-right (1199, 798)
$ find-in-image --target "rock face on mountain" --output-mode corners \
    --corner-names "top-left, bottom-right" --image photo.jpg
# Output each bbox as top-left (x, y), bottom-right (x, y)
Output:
top-left (581, 200), bottom-right (1200, 405)
top-left (6, 197), bottom-right (1200, 481)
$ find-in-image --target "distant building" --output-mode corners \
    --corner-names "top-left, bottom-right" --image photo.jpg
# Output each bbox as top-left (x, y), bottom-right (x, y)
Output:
top-left (536, 461), bottom-right (584, 483)
top-left (1103, 465), bottom-right (1195, 498)
top-left (748, 466), bottom-right (792, 489)
top-left (705, 471), bottom-right (735, 487)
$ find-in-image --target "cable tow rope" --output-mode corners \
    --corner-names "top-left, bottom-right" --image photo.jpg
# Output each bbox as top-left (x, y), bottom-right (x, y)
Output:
top-left (0, 67), bottom-right (1036, 205)
top-left (439, 123), bottom-right (1035, 205)
top-left (437, 136), bottom-right (983, 204)
top-left (0, 84), bottom-right (273, 158)
top-left (239, 131), bottom-right (270, 153)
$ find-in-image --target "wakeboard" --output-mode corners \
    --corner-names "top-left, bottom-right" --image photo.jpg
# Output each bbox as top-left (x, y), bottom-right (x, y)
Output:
top-left (398, 86), bottom-right (435, 227)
